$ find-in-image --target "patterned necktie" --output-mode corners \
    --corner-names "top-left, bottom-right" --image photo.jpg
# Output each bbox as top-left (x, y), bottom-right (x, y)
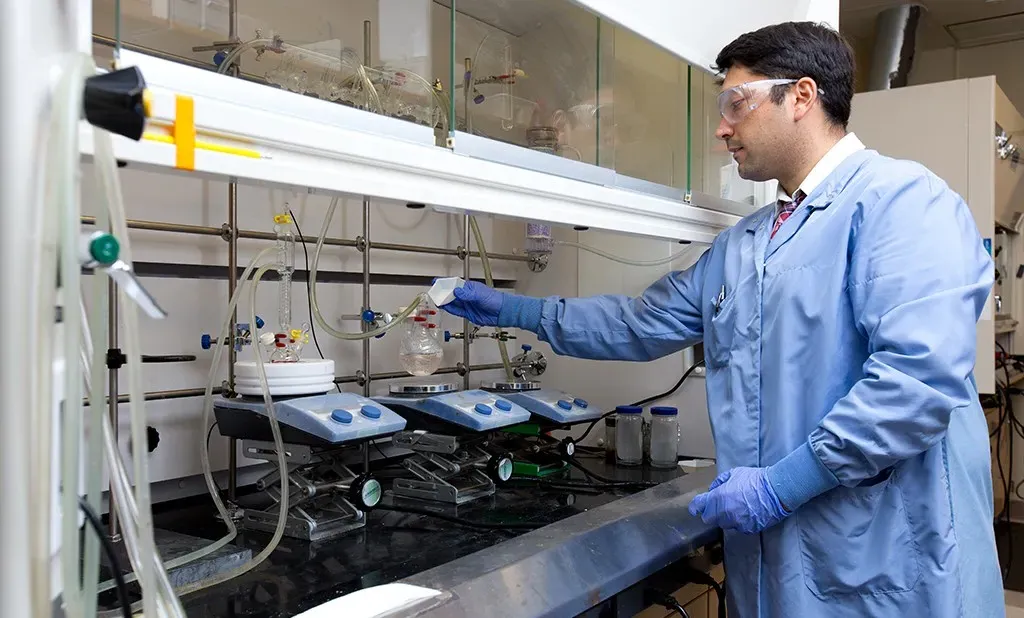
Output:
top-left (771, 190), bottom-right (806, 239)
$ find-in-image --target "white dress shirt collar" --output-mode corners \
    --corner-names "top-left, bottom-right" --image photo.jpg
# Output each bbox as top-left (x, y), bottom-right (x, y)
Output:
top-left (777, 133), bottom-right (866, 203)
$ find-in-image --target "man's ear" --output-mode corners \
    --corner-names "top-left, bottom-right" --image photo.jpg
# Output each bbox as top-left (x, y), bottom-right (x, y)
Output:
top-left (792, 77), bottom-right (822, 122)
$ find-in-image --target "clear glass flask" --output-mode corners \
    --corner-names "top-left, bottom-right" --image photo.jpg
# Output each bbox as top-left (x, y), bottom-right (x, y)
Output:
top-left (398, 301), bottom-right (444, 376)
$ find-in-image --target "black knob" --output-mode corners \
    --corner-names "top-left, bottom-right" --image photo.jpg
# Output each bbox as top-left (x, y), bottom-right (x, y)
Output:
top-left (487, 453), bottom-right (514, 484)
top-left (83, 66), bottom-right (149, 141)
top-left (348, 474), bottom-right (382, 510)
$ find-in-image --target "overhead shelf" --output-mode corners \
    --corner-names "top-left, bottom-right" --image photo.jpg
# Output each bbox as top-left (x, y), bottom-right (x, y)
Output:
top-left (80, 49), bottom-right (741, 243)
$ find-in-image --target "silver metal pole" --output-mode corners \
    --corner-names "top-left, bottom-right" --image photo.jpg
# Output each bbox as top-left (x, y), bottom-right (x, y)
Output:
top-left (362, 20), bottom-right (373, 472)
top-left (462, 214), bottom-right (471, 390)
top-left (226, 181), bottom-right (239, 500)
top-left (228, 0), bottom-right (238, 40)
top-left (106, 281), bottom-right (121, 542)
top-left (79, 216), bottom-right (529, 261)
top-left (225, 0), bottom-right (240, 499)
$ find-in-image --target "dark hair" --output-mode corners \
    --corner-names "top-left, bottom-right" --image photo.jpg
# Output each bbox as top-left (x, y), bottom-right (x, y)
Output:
top-left (714, 22), bottom-right (855, 129)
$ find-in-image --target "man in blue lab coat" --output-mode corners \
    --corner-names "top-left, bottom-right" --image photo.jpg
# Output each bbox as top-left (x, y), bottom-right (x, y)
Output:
top-left (440, 21), bottom-right (1002, 618)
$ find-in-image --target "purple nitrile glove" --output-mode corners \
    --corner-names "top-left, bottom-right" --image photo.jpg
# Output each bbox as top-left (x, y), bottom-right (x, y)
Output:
top-left (437, 280), bottom-right (506, 327)
top-left (688, 467), bottom-right (791, 535)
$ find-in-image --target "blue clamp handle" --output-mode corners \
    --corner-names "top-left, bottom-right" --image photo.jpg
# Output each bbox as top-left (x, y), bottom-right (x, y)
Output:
top-left (213, 50), bottom-right (227, 67)
top-left (362, 310), bottom-right (377, 324)
top-left (444, 330), bottom-right (453, 343)
top-left (254, 315), bottom-right (265, 329)
top-left (521, 344), bottom-right (533, 352)
top-left (201, 334), bottom-right (213, 350)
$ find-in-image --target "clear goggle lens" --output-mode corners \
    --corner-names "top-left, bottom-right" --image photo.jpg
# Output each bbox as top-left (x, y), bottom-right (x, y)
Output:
top-left (717, 79), bottom-right (820, 124)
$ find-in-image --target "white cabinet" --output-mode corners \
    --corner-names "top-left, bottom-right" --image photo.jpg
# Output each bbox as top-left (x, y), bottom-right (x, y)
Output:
top-left (849, 77), bottom-right (1024, 394)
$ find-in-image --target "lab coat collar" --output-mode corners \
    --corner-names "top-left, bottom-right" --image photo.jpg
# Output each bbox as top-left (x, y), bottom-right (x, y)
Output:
top-left (744, 148), bottom-right (877, 234)
top-left (777, 133), bottom-right (866, 204)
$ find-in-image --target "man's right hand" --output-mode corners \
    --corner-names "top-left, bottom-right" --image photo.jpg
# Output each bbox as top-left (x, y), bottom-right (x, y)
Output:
top-left (438, 280), bottom-right (505, 326)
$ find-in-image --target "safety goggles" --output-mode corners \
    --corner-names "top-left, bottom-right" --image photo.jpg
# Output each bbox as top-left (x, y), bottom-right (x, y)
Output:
top-left (717, 78), bottom-right (823, 125)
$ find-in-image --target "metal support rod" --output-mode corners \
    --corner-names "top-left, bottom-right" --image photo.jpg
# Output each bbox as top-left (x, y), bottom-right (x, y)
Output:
top-left (106, 280), bottom-right (121, 542)
top-left (225, 3), bottom-right (241, 500)
top-left (227, 182), bottom-right (239, 500)
top-left (336, 362), bottom-right (519, 384)
top-left (86, 387), bottom-right (224, 406)
top-left (462, 214), bottom-right (471, 390)
top-left (79, 215), bottom-right (529, 262)
top-left (92, 35), bottom-right (263, 80)
top-left (464, 58), bottom-right (473, 134)
top-left (82, 361), bottom-right (516, 406)
top-left (362, 198), bottom-right (371, 401)
top-left (362, 20), bottom-right (373, 473)
top-left (228, 0), bottom-right (238, 40)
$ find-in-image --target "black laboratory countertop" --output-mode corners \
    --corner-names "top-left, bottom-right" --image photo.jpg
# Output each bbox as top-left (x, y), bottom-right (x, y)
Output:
top-left (101, 457), bottom-right (705, 618)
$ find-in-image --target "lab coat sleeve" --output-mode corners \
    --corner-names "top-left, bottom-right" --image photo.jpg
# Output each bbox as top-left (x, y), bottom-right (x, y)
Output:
top-left (497, 247), bottom-right (711, 362)
top-left (767, 170), bottom-right (993, 511)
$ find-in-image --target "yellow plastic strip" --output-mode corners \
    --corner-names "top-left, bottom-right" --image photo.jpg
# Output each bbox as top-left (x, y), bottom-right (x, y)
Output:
top-left (143, 133), bottom-right (262, 160)
top-left (173, 95), bottom-right (196, 170)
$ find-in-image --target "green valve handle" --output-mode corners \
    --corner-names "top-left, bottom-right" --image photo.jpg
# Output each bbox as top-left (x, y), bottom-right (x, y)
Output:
top-left (80, 230), bottom-right (120, 267)
top-left (79, 229), bottom-right (167, 319)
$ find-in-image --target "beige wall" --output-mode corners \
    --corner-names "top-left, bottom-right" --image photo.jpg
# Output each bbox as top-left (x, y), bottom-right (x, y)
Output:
top-left (907, 40), bottom-right (1024, 115)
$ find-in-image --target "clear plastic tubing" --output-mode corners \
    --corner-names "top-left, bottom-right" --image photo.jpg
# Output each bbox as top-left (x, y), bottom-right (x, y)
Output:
top-left (49, 52), bottom-right (96, 618)
top-left (468, 216), bottom-right (514, 380)
top-left (555, 240), bottom-right (694, 267)
top-left (649, 407), bottom-right (680, 469)
top-left (94, 248), bottom-right (277, 596)
top-left (615, 406), bottom-right (644, 467)
top-left (96, 257), bottom-right (290, 605)
top-left (172, 263), bottom-right (291, 597)
top-left (310, 197), bottom-right (424, 340)
top-left (93, 122), bottom-right (187, 617)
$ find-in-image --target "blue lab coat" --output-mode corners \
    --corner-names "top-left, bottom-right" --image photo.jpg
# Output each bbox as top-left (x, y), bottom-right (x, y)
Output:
top-left (515, 150), bottom-right (1002, 617)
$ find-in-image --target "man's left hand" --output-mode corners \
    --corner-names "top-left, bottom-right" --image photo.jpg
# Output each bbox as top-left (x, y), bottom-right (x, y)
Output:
top-left (688, 467), bottom-right (790, 534)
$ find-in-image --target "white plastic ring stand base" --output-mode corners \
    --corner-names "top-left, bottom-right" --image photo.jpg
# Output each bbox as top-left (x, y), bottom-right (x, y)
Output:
top-left (234, 359), bottom-right (336, 396)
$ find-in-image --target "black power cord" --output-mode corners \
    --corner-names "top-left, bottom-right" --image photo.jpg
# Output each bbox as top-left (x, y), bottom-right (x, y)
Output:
top-left (78, 497), bottom-right (133, 618)
top-left (575, 358), bottom-right (706, 445)
top-left (378, 504), bottom-right (543, 531)
top-left (206, 421), bottom-right (225, 495)
top-left (995, 341), bottom-right (1017, 580)
top-left (632, 359), bottom-right (706, 408)
top-left (509, 476), bottom-right (657, 491)
top-left (675, 566), bottom-right (726, 618)
top-left (565, 457), bottom-right (656, 488)
top-left (646, 590), bottom-right (689, 618)
top-left (290, 209), bottom-right (341, 393)
top-left (574, 410), bottom-right (615, 444)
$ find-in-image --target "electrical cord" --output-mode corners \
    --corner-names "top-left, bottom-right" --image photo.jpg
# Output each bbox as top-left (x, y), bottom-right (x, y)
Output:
top-left (565, 457), bottom-right (659, 488)
top-left (78, 497), bottom-right (133, 618)
top-left (995, 341), bottom-right (1016, 580)
top-left (646, 589), bottom-right (690, 617)
top-left (509, 476), bottom-right (657, 491)
top-left (206, 422), bottom-right (224, 495)
top-left (674, 566), bottom-right (726, 618)
top-left (290, 209), bottom-right (341, 393)
top-left (632, 359), bottom-right (706, 407)
top-left (377, 504), bottom-right (543, 531)
top-left (575, 358), bottom-right (706, 446)
top-left (575, 410), bottom-right (615, 444)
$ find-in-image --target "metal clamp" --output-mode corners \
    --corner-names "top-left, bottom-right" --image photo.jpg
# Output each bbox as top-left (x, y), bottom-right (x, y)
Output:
top-left (200, 318), bottom-right (261, 352)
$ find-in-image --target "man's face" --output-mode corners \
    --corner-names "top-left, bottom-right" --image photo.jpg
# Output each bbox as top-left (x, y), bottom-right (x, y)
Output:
top-left (714, 65), bottom-right (792, 183)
